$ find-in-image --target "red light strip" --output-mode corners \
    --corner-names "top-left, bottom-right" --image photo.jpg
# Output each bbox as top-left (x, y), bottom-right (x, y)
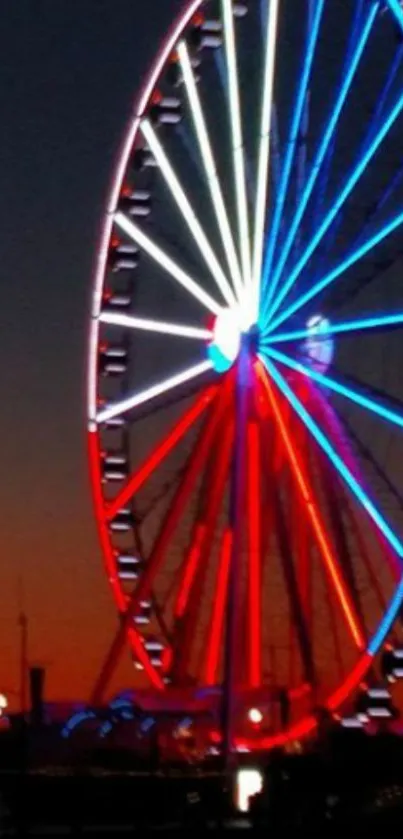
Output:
top-left (175, 417), bottom-right (234, 680)
top-left (247, 422), bottom-right (262, 687)
top-left (204, 528), bottom-right (233, 685)
top-left (256, 362), bottom-right (365, 650)
top-left (175, 523), bottom-right (206, 618)
top-left (106, 385), bottom-right (217, 522)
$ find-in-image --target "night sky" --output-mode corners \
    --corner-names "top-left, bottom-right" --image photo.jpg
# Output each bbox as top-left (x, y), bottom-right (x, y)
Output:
top-left (0, 0), bottom-right (185, 705)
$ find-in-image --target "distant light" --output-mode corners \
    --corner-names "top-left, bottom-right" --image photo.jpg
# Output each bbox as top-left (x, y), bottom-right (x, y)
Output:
top-left (0, 694), bottom-right (8, 710)
top-left (248, 707), bottom-right (263, 724)
top-left (235, 768), bottom-right (264, 813)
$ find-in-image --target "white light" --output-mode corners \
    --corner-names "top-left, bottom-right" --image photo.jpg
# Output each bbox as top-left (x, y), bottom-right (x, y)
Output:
top-left (99, 311), bottom-right (212, 341)
top-left (114, 212), bottom-right (221, 316)
top-left (221, 0), bottom-right (252, 288)
top-left (248, 707), bottom-right (263, 725)
top-left (0, 694), bottom-right (8, 711)
top-left (252, 0), bottom-right (280, 313)
top-left (97, 359), bottom-right (213, 424)
top-left (177, 40), bottom-right (244, 304)
top-left (208, 307), bottom-right (242, 372)
top-left (235, 768), bottom-right (264, 813)
top-left (140, 119), bottom-right (236, 308)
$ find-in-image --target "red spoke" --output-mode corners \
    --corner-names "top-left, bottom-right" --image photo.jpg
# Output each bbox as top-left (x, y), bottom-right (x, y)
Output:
top-left (256, 360), bottom-right (365, 651)
top-left (247, 422), bottom-right (262, 688)
top-left (106, 385), bottom-right (217, 522)
top-left (174, 415), bottom-right (234, 682)
top-left (204, 528), bottom-right (233, 685)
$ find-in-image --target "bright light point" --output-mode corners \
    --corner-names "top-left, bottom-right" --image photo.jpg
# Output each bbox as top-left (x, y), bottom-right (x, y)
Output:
top-left (304, 314), bottom-right (334, 372)
top-left (0, 694), bottom-right (8, 714)
top-left (208, 308), bottom-right (242, 372)
top-left (235, 768), bottom-right (264, 813)
top-left (248, 707), bottom-right (263, 724)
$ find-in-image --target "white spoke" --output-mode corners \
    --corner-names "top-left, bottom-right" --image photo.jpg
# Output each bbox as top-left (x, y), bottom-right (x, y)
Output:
top-left (99, 311), bottom-right (212, 341)
top-left (221, 0), bottom-right (252, 294)
top-left (140, 119), bottom-right (236, 308)
top-left (177, 40), bottom-right (244, 305)
top-left (252, 0), bottom-right (280, 317)
top-left (114, 212), bottom-right (221, 316)
top-left (97, 360), bottom-right (213, 424)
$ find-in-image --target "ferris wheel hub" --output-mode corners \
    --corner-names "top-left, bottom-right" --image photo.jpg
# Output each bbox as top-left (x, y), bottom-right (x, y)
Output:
top-left (208, 307), bottom-right (257, 372)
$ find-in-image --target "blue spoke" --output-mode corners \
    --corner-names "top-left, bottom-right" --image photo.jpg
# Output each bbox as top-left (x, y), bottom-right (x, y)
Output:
top-left (266, 204), bottom-right (403, 334)
top-left (267, 75), bottom-right (403, 326)
top-left (260, 2), bottom-right (379, 327)
top-left (260, 0), bottom-right (325, 312)
top-left (258, 354), bottom-right (403, 559)
top-left (262, 312), bottom-right (403, 346)
top-left (386, 0), bottom-right (403, 33)
top-left (264, 347), bottom-right (403, 431)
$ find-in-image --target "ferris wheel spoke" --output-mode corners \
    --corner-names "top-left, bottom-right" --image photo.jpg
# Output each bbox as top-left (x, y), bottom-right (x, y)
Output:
top-left (265, 347), bottom-right (403, 433)
top-left (386, 0), bottom-right (403, 31)
top-left (257, 361), bottom-right (365, 651)
top-left (177, 41), bottom-right (244, 303)
top-left (263, 311), bottom-right (403, 347)
top-left (246, 422), bottom-right (262, 688)
top-left (99, 311), bottom-right (212, 341)
top-left (221, 0), bottom-right (252, 293)
top-left (140, 118), bottom-right (236, 307)
top-left (204, 528), bottom-right (233, 686)
top-left (261, 0), bottom-right (324, 310)
top-left (260, 2), bottom-right (379, 327)
top-left (174, 420), bottom-right (234, 681)
top-left (96, 359), bottom-right (214, 425)
top-left (114, 212), bottom-right (221, 316)
top-left (266, 204), bottom-right (403, 335)
top-left (105, 385), bottom-right (217, 523)
top-left (268, 70), bottom-right (403, 325)
top-left (260, 355), bottom-right (403, 568)
top-left (252, 0), bottom-right (280, 315)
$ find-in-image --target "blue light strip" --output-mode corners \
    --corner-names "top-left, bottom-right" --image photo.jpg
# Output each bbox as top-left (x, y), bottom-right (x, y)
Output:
top-left (266, 205), bottom-right (403, 335)
top-left (386, 0), bottom-right (403, 33)
top-left (258, 353), bottom-right (403, 559)
top-left (261, 0), bottom-right (325, 310)
top-left (259, 2), bottom-right (379, 327)
top-left (262, 312), bottom-right (403, 345)
top-left (267, 83), bottom-right (403, 326)
top-left (265, 346), bottom-right (403, 430)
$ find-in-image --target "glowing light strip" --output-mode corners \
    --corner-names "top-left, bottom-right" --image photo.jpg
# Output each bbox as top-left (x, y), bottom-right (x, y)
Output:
top-left (221, 0), bottom-right (252, 289)
top-left (177, 41), bottom-right (244, 302)
top-left (97, 359), bottom-right (213, 424)
top-left (258, 365), bottom-right (364, 649)
top-left (106, 387), bottom-right (216, 522)
top-left (114, 212), bottom-right (221, 315)
top-left (386, 0), bottom-right (403, 32)
top-left (175, 524), bottom-right (206, 618)
top-left (259, 354), bottom-right (403, 558)
top-left (261, 2), bottom-right (378, 326)
top-left (267, 206), bottom-right (403, 333)
top-left (269, 62), bottom-right (403, 324)
top-left (262, 0), bottom-right (324, 308)
top-left (252, 0), bottom-right (280, 313)
top-left (205, 529), bottom-right (232, 685)
top-left (266, 347), bottom-right (403, 431)
top-left (99, 311), bottom-right (212, 341)
top-left (141, 118), bottom-right (235, 307)
top-left (263, 312), bottom-right (403, 345)
top-left (247, 423), bottom-right (262, 687)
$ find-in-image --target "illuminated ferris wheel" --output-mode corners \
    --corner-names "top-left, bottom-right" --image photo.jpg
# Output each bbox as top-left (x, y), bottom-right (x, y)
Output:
top-left (87, 0), bottom-right (403, 750)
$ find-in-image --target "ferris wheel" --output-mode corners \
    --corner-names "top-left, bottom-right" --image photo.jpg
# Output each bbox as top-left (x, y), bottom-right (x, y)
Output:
top-left (87, 0), bottom-right (403, 751)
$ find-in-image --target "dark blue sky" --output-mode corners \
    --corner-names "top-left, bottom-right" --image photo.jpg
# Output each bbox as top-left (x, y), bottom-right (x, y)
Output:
top-left (0, 0), bottom-right (184, 703)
